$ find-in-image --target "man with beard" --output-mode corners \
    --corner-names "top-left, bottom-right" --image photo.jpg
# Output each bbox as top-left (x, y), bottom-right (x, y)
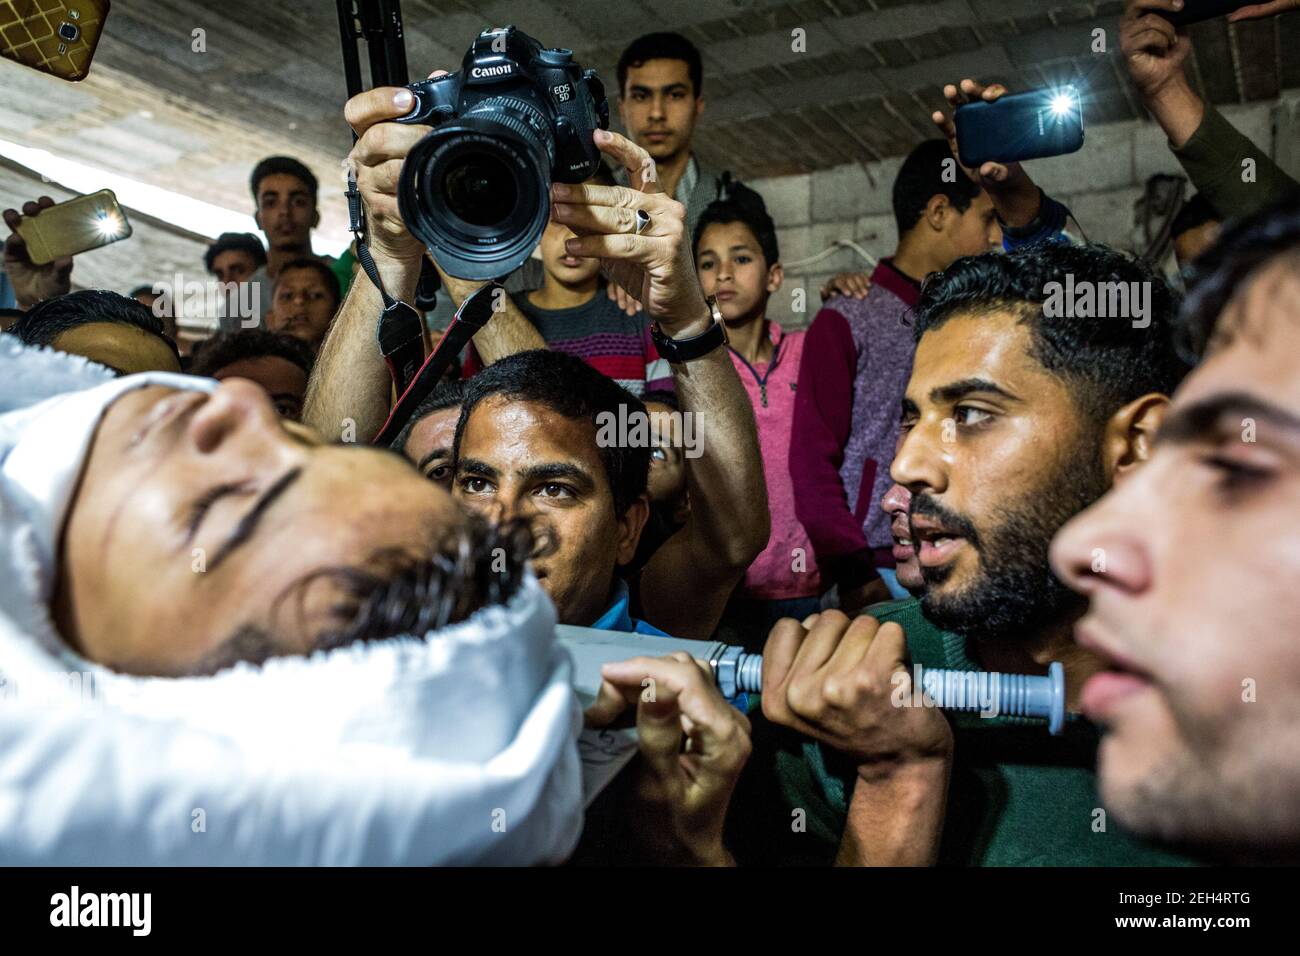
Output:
top-left (760, 242), bottom-right (1199, 865)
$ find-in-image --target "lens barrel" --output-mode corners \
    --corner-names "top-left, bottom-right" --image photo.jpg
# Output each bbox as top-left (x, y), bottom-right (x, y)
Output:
top-left (398, 98), bottom-right (555, 280)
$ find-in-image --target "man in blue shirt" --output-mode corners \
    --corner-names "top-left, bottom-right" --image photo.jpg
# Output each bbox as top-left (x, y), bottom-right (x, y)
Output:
top-left (452, 349), bottom-right (665, 636)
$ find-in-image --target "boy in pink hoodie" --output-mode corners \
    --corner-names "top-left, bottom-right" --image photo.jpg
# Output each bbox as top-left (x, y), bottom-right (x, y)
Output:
top-left (694, 184), bottom-right (822, 648)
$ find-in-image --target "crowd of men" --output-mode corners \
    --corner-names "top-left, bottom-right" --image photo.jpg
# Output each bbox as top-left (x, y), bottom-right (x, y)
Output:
top-left (2, 0), bottom-right (1299, 866)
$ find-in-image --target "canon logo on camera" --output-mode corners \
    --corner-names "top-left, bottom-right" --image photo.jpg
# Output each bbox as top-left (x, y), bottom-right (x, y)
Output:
top-left (471, 65), bottom-right (514, 78)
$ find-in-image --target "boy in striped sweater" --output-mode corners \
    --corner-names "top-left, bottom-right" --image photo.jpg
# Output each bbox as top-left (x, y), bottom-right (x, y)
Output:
top-left (461, 162), bottom-right (672, 396)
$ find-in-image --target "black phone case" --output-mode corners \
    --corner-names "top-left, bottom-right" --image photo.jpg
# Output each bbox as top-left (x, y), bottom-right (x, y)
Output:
top-left (954, 89), bottom-right (1085, 168)
top-left (1156, 0), bottom-right (1249, 28)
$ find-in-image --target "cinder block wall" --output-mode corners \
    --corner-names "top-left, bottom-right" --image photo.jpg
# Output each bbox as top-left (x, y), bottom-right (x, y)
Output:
top-left (748, 93), bottom-right (1300, 328)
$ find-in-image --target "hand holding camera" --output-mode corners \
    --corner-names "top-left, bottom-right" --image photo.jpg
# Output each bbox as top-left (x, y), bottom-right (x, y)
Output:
top-left (344, 81), bottom-right (437, 271)
top-left (2, 197), bottom-right (75, 311)
top-left (934, 79), bottom-right (1053, 230)
top-left (1121, 1), bottom-right (1196, 102)
top-left (392, 27), bottom-right (610, 281)
top-left (553, 130), bottom-right (712, 339)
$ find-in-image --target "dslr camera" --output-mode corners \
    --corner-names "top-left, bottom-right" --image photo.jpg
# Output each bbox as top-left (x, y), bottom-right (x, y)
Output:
top-left (396, 26), bottom-right (609, 280)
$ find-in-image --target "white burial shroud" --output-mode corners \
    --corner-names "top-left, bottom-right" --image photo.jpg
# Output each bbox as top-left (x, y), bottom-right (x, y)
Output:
top-left (0, 338), bottom-right (584, 865)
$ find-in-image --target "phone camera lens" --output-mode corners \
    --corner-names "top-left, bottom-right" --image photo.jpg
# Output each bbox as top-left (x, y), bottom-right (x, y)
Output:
top-left (58, 22), bottom-right (81, 42)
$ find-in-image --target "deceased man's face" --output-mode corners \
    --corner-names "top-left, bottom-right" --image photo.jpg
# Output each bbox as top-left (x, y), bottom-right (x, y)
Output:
top-left (54, 378), bottom-right (467, 676)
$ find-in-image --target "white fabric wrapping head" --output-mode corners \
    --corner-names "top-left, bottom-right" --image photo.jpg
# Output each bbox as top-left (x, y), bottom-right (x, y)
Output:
top-left (0, 339), bottom-right (584, 865)
top-left (0, 575), bottom-right (583, 866)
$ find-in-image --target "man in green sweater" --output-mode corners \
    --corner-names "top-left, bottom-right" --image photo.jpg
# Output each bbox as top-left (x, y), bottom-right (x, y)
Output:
top-left (758, 243), bottom-right (1197, 865)
top-left (1121, 1), bottom-right (1300, 220)
top-left (1052, 199), bottom-right (1300, 864)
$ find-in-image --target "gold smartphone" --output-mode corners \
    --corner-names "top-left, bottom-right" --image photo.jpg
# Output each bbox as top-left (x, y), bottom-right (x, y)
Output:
top-left (0, 0), bottom-right (110, 82)
top-left (15, 189), bottom-right (132, 264)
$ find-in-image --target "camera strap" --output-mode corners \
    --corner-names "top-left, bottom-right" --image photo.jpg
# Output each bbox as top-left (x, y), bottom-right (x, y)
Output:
top-left (345, 169), bottom-right (501, 447)
top-left (371, 280), bottom-right (500, 447)
top-left (344, 167), bottom-right (427, 398)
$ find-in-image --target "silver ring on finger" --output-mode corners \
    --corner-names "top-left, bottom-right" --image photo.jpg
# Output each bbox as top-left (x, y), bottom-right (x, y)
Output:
top-left (634, 209), bottom-right (652, 235)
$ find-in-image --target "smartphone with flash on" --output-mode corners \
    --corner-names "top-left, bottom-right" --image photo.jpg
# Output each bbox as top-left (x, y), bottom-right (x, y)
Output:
top-left (1155, 0), bottom-right (1252, 28)
top-left (14, 189), bottom-right (132, 264)
top-left (954, 85), bottom-right (1085, 168)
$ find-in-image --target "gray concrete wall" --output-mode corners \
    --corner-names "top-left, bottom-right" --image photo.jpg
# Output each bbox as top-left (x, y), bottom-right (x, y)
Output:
top-left (748, 92), bottom-right (1300, 328)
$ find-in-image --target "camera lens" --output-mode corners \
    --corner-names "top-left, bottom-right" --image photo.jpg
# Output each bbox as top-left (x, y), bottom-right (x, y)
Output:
top-left (442, 154), bottom-right (517, 227)
top-left (397, 99), bottom-right (555, 281)
top-left (58, 22), bottom-right (80, 41)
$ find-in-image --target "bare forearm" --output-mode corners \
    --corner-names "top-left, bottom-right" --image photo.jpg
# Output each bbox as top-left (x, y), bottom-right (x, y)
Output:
top-left (836, 759), bottom-right (950, 867)
top-left (1144, 77), bottom-right (1205, 151)
top-left (438, 271), bottom-right (545, 365)
top-left (304, 256), bottom-right (420, 443)
top-left (991, 174), bottom-right (1043, 230)
top-left (671, 344), bottom-right (769, 568)
top-left (637, 337), bottom-right (767, 639)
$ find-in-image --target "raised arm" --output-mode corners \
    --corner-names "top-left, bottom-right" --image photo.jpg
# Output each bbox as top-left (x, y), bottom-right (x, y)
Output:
top-left (303, 85), bottom-right (429, 442)
top-left (1120, 0), bottom-right (1300, 216)
top-left (930, 79), bottom-right (1058, 233)
top-left (637, 330), bottom-right (769, 639)
top-left (434, 266), bottom-right (546, 365)
top-left (554, 130), bottom-right (769, 640)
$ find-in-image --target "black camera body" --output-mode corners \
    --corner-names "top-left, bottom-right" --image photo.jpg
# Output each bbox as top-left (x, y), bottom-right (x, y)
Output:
top-left (396, 26), bottom-right (609, 279)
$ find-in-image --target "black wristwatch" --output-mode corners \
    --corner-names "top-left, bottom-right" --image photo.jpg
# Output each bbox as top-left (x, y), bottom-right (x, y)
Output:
top-left (651, 296), bottom-right (727, 363)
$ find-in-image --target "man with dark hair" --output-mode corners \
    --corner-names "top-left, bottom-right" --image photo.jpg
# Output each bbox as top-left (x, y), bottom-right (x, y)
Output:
top-left (606, 31), bottom-right (726, 319)
top-left (204, 232), bottom-right (268, 285)
top-left (12, 289), bottom-right (180, 375)
top-left (453, 349), bottom-right (755, 866)
top-left (1170, 192), bottom-right (1221, 270)
top-left (315, 98), bottom-right (768, 642)
top-left (792, 76), bottom-right (1079, 615)
top-left (0, 337), bottom-right (584, 865)
top-left (1052, 198), bottom-right (1300, 862)
top-left (765, 242), bottom-right (1196, 866)
top-left (266, 258), bottom-right (342, 353)
top-left (189, 329), bottom-right (315, 420)
top-left (245, 156), bottom-right (335, 330)
top-left (791, 138), bottom-right (997, 613)
top-left (390, 379), bottom-right (465, 487)
top-left (454, 349), bottom-right (653, 631)
top-left (615, 32), bottom-right (716, 234)
top-left (0, 350), bottom-right (505, 676)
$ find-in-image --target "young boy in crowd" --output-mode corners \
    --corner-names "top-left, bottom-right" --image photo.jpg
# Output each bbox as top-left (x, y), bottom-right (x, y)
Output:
top-left (694, 184), bottom-right (823, 647)
top-left (266, 258), bottom-right (342, 354)
top-left (460, 163), bottom-right (672, 396)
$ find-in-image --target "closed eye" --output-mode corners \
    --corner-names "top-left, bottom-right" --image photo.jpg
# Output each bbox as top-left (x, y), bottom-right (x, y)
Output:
top-left (1203, 454), bottom-right (1274, 496)
top-left (186, 481), bottom-right (253, 542)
